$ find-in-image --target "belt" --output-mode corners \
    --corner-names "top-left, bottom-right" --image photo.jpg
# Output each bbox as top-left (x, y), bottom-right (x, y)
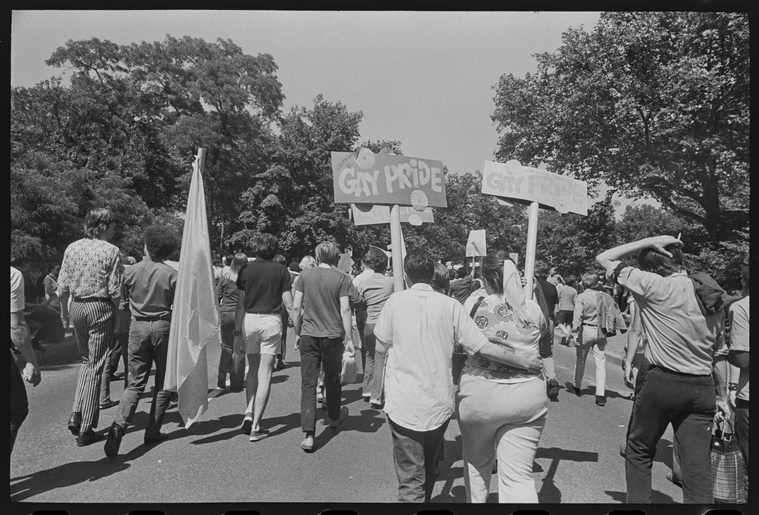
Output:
top-left (648, 364), bottom-right (711, 378)
top-left (583, 323), bottom-right (597, 327)
top-left (74, 297), bottom-right (111, 303)
top-left (247, 311), bottom-right (276, 315)
top-left (133, 316), bottom-right (171, 322)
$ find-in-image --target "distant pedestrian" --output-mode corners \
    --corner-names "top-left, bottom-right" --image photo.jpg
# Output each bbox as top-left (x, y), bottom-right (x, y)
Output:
top-left (57, 208), bottom-right (122, 447)
top-left (565, 272), bottom-right (625, 406)
top-left (235, 234), bottom-right (293, 441)
top-left (292, 242), bottom-right (354, 452)
top-left (534, 260), bottom-right (560, 400)
top-left (449, 266), bottom-right (481, 305)
top-left (215, 252), bottom-right (247, 391)
top-left (104, 225), bottom-right (181, 458)
top-left (597, 235), bottom-right (730, 504)
top-left (273, 253), bottom-right (290, 371)
top-left (556, 276), bottom-right (577, 346)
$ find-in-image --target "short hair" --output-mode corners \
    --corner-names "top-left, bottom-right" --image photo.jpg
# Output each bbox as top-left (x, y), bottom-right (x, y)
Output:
top-left (456, 266), bottom-right (469, 279)
top-left (581, 272), bottom-right (600, 290)
top-left (251, 233), bottom-right (278, 261)
top-left (315, 242), bottom-right (340, 266)
top-left (535, 260), bottom-right (551, 278)
top-left (362, 250), bottom-right (388, 275)
top-left (224, 252), bottom-right (248, 283)
top-left (430, 262), bottom-right (450, 294)
top-left (480, 251), bottom-right (511, 294)
top-left (224, 254), bottom-right (234, 266)
top-left (564, 275), bottom-right (576, 287)
top-left (143, 225), bottom-right (181, 261)
top-left (638, 244), bottom-right (683, 277)
top-left (299, 256), bottom-right (317, 270)
top-left (273, 254), bottom-right (287, 266)
top-left (404, 250), bottom-right (435, 284)
top-left (84, 208), bottom-right (115, 238)
top-left (289, 261), bottom-right (301, 273)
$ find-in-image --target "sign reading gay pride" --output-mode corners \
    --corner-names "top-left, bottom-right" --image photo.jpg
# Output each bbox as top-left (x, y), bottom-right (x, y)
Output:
top-left (481, 161), bottom-right (588, 216)
top-left (332, 150), bottom-right (447, 209)
top-left (351, 204), bottom-right (434, 226)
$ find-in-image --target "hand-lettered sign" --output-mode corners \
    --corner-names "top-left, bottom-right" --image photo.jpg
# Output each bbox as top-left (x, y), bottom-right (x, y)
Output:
top-left (481, 160), bottom-right (587, 215)
top-left (332, 150), bottom-right (447, 208)
top-left (466, 230), bottom-right (487, 257)
top-left (351, 204), bottom-right (434, 226)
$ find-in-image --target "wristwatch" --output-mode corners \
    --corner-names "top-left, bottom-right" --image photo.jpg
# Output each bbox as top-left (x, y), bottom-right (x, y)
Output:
top-left (728, 383), bottom-right (739, 391)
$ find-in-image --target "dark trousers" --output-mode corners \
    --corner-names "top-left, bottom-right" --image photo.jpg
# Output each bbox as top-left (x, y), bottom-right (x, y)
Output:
top-left (735, 399), bottom-right (749, 496)
top-left (71, 299), bottom-right (115, 433)
top-left (299, 335), bottom-right (343, 432)
top-left (389, 416), bottom-right (450, 502)
top-left (361, 322), bottom-right (377, 397)
top-left (356, 309), bottom-right (367, 373)
top-left (115, 320), bottom-right (171, 438)
top-left (539, 318), bottom-right (554, 358)
top-left (625, 365), bottom-right (716, 504)
top-left (277, 310), bottom-right (288, 362)
top-left (218, 311), bottom-right (245, 387)
top-left (10, 356), bottom-right (29, 453)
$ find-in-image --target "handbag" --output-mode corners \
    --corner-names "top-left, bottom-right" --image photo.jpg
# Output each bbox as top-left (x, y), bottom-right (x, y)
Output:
top-left (711, 418), bottom-right (746, 503)
top-left (340, 350), bottom-right (357, 385)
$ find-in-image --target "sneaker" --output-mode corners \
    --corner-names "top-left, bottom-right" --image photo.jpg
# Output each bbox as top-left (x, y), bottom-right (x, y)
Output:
top-left (249, 429), bottom-right (270, 442)
top-left (595, 395), bottom-right (606, 406)
top-left (104, 423), bottom-right (124, 459)
top-left (370, 401), bottom-right (384, 410)
top-left (547, 378), bottom-right (560, 400)
top-left (301, 434), bottom-right (314, 452)
top-left (329, 407), bottom-right (349, 429)
top-left (241, 413), bottom-right (253, 434)
top-left (565, 382), bottom-right (582, 397)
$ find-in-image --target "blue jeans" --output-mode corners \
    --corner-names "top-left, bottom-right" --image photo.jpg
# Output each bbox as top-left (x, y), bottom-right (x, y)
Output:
top-left (115, 320), bottom-right (171, 438)
top-left (10, 356), bottom-right (29, 453)
top-left (299, 335), bottom-right (343, 432)
top-left (625, 365), bottom-right (716, 503)
top-left (389, 416), bottom-right (449, 502)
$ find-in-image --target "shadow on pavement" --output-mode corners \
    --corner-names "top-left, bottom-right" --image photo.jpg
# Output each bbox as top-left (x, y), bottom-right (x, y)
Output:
top-left (605, 489), bottom-right (677, 503)
top-left (11, 457), bottom-right (131, 501)
top-left (535, 447), bottom-right (598, 503)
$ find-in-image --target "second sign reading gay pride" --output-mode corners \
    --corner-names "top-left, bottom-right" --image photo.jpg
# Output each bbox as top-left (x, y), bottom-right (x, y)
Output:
top-left (331, 149), bottom-right (447, 209)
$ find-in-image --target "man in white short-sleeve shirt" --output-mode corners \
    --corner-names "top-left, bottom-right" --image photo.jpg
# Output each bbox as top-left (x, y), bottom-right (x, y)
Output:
top-left (11, 266), bottom-right (42, 453)
top-left (374, 250), bottom-right (537, 503)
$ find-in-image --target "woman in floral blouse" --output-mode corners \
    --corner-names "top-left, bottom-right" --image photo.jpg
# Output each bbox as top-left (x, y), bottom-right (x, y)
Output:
top-left (457, 250), bottom-right (548, 503)
top-left (57, 208), bottom-right (122, 447)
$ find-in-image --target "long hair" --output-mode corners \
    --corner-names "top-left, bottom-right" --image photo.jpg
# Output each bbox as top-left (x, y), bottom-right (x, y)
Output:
top-left (224, 252), bottom-right (248, 283)
top-left (430, 262), bottom-right (450, 294)
top-left (638, 244), bottom-right (684, 277)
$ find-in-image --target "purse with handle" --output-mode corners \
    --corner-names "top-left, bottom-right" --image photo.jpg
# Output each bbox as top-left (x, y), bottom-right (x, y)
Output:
top-left (711, 418), bottom-right (746, 504)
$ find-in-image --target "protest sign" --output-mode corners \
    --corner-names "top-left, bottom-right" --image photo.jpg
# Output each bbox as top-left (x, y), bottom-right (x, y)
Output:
top-left (466, 230), bottom-right (487, 257)
top-left (481, 160), bottom-right (588, 216)
top-left (332, 150), bottom-right (447, 208)
top-left (351, 204), bottom-right (434, 226)
top-left (509, 253), bottom-right (519, 266)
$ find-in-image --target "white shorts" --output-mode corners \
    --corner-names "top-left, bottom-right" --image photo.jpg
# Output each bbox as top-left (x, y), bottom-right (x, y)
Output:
top-left (242, 313), bottom-right (282, 356)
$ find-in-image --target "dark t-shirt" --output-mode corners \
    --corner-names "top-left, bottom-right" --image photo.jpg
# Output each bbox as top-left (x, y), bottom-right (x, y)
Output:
top-left (536, 278), bottom-right (559, 320)
top-left (236, 259), bottom-right (292, 314)
top-left (449, 276), bottom-right (481, 305)
top-left (294, 266), bottom-right (353, 338)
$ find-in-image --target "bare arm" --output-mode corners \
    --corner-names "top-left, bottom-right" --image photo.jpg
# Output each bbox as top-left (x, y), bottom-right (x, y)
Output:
top-left (11, 311), bottom-right (41, 386)
top-left (340, 296), bottom-right (355, 355)
top-left (474, 337), bottom-right (542, 373)
top-left (624, 304), bottom-right (643, 384)
top-left (291, 290), bottom-right (303, 337)
top-left (596, 235), bottom-right (682, 276)
top-left (234, 290), bottom-right (245, 333)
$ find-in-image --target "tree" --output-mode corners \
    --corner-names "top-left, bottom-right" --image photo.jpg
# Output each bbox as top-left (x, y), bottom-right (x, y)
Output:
top-left (492, 12), bottom-right (749, 242)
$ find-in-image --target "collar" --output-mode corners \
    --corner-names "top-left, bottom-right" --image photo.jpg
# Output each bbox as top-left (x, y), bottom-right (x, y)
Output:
top-left (318, 263), bottom-right (332, 269)
top-left (410, 283), bottom-right (434, 291)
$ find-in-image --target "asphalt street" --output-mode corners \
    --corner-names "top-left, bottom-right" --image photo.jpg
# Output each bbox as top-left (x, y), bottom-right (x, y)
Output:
top-left (10, 327), bottom-right (686, 508)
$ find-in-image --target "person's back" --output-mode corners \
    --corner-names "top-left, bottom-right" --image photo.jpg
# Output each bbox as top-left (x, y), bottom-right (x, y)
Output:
top-left (449, 268), bottom-right (480, 304)
top-left (298, 266), bottom-right (352, 338)
top-left (557, 283), bottom-right (577, 311)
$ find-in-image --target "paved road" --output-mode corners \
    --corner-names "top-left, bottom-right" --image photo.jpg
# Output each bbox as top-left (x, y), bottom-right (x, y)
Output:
top-left (10, 327), bottom-right (686, 509)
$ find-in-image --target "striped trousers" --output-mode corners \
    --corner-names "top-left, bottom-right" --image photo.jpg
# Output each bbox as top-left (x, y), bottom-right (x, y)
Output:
top-left (70, 299), bottom-right (115, 433)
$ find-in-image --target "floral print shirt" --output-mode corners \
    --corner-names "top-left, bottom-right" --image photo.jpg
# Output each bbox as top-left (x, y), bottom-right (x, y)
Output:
top-left (57, 238), bottom-right (122, 299)
top-left (462, 293), bottom-right (546, 383)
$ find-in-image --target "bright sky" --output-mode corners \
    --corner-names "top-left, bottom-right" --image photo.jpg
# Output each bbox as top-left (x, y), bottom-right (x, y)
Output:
top-left (11, 10), bottom-right (602, 177)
